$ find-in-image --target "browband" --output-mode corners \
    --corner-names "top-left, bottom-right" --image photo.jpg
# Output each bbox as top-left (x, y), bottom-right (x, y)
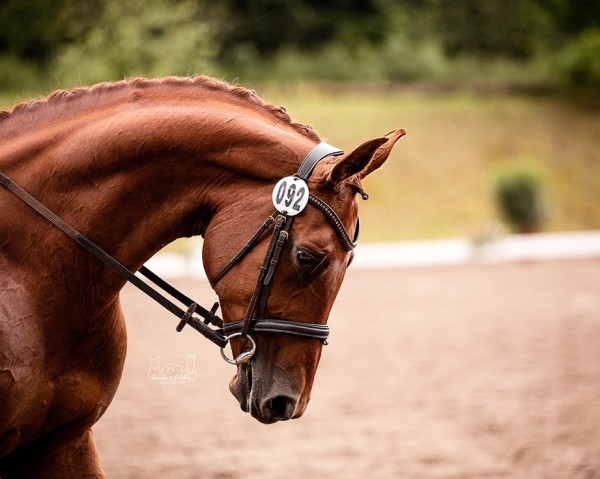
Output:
top-left (308, 194), bottom-right (359, 250)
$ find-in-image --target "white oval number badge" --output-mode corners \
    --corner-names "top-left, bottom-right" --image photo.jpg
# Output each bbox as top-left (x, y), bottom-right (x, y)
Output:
top-left (272, 176), bottom-right (309, 216)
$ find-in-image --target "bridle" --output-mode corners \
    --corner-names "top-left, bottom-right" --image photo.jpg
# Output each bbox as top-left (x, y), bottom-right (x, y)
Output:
top-left (0, 142), bottom-right (358, 365)
top-left (213, 142), bottom-right (359, 364)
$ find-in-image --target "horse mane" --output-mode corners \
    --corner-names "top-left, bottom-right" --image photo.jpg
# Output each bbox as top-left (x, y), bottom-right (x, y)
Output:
top-left (0, 76), bottom-right (320, 141)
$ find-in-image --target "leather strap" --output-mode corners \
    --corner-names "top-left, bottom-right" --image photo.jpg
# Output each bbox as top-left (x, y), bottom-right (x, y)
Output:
top-left (224, 318), bottom-right (329, 342)
top-left (241, 215), bottom-right (287, 337)
top-left (210, 213), bottom-right (276, 289)
top-left (296, 142), bottom-right (343, 181)
top-left (0, 172), bottom-right (228, 348)
top-left (138, 266), bottom-right (221, 327)
top-left (308, 194), bottom-right (358, 250)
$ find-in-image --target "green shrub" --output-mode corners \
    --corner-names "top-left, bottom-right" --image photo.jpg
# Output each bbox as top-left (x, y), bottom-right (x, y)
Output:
top-left (558, 28), bottom-right (600, 99)
top-left (493, 162), bottom-right (546, 233)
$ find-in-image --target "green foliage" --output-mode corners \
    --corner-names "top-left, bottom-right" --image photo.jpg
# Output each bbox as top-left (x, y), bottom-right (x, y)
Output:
top-left (229, 38), bottom-right (448, 83)
top-left (0, 0), bottom-right (68, 62)
top-left (50, 0), bottom-right (216, 87)
top-left (555, 0), bottom-right (600, 35)
top-left (0, 55), bottom-right (43, 91)
top-left (216, 5), bottom-right (452, 84)
top-left (212, 0), bottom-right (389, 61)
top-left (558, 28), bottom-right (600, 98)
top-left (493, 162), bottom-right (547, 233)
top-left (418, 0), bottom-right (558, 59)
top-left (1, 0), bottom-right (600, 94)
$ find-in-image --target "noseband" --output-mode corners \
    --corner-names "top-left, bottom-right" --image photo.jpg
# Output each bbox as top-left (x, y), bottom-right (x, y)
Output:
top-left (0, 142), bottom-right (358, 366)
top-left (212, 142), bottom-right (359, 364)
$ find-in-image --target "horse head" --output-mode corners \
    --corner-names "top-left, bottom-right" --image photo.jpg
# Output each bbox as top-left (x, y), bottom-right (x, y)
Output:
top-left (203, 129), bottom-right (405, 424)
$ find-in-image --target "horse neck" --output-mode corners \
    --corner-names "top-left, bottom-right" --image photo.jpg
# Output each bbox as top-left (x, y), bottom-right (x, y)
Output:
top-left (1, 90), bottom-right (314, 300)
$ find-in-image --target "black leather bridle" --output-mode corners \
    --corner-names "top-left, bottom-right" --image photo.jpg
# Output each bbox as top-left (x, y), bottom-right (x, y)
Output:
top-left (0, 142), bottom-right (358, 365)
top-left (213, 142), bottom-right (359, 363)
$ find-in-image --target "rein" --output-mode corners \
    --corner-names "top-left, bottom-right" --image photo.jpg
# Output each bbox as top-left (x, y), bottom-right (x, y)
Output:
top-left (0, 171), bottom-right (227, 346)
top-left (0, 142), bottom-right (357, 364)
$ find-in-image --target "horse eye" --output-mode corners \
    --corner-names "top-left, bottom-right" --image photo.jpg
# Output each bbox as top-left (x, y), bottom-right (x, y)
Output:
top-left (296, 249), bottom-right (326, 273)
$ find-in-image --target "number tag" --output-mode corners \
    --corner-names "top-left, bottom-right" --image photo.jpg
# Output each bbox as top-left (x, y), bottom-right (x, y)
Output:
top-left (272, 176), bottom-right (310, 216)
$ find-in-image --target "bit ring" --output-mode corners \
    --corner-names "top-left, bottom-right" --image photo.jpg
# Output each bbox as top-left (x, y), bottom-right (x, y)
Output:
top-left (220, 333), bottom-right (256, 365)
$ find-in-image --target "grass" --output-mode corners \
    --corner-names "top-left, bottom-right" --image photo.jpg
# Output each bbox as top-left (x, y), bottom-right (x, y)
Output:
top-left (2, 85), bottom-right (599, 241)
top-left (260, 85), bottom-right (600, 240)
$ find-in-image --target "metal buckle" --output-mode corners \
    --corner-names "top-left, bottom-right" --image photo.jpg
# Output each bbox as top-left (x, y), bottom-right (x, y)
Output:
top-left (220, 333), bottom-right (257, 365)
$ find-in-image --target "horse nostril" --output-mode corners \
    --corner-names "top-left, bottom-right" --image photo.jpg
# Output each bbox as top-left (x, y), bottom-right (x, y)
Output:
top-left (265, 395), bottom-right (296, 422)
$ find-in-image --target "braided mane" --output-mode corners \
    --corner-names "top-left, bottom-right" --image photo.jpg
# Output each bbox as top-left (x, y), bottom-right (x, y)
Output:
top-left (0, 76), bottom-right (320, 141)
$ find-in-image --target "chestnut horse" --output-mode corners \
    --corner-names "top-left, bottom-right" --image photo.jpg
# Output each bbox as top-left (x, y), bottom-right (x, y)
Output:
top-left (0, 77), bottom-right (404, 478)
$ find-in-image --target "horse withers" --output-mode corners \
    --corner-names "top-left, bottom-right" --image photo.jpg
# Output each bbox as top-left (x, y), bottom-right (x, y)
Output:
top-left (0, 77), bottom-right (404, 477)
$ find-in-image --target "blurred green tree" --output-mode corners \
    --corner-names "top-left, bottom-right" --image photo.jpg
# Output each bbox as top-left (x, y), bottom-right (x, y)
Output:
top-left (405, 0), bottom-right (558, 59)
top-left (51, 0), bottom-right (216, 86)
top-left (556, 0), bottom-right (600, 34)
top-left (0, 0), bottom-right (66, 62)
top-left (559, 27), bottom-right (600, 97)
top-left (2, 0), bottom-right (600, 91)
top-left (210, 0), bottom-right (391, 63)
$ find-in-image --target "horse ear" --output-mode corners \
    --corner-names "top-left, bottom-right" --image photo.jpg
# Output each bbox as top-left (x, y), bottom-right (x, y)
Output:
top-left (327, 128), bottom-right (406, 186)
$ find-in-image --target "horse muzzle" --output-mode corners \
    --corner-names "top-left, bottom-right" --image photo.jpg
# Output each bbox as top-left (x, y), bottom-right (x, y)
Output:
top-left (229, 361), bottom-right (306, 424)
